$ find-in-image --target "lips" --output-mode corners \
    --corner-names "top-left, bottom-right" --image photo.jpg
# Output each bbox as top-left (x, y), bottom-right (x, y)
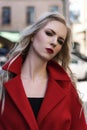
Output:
top-left (46, 48), bottom-right (54, 54)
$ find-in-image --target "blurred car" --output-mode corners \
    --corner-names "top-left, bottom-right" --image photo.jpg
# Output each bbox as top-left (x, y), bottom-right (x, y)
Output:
top-left (69, 54), bottom-right (87, 80)
top-left (0, 48), bottom-right (9, 56)
top-left (72, 52), bottom-right (87, 61)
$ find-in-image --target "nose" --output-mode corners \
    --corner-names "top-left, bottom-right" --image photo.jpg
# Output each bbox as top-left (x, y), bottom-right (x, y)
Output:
top-left (50, 37), bottom-right (57, 47)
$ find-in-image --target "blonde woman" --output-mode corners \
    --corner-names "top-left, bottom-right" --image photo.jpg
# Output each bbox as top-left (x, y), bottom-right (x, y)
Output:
top-left (0, 12), bottom-right (87, 130)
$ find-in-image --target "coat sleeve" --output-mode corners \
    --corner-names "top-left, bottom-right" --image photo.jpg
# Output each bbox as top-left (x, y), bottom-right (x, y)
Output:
top-left (70, 85), bottom-right (87, 130)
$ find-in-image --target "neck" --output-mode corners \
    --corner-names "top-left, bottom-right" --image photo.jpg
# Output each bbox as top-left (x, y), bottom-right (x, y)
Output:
top-left (21, 52), bottom-right (48, 80)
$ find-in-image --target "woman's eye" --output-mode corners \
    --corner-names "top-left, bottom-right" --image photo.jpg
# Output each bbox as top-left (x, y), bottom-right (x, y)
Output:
top-left (57, 38), bottom-right (64, 45)
top-left (45, 31), bottom-right (53, 36)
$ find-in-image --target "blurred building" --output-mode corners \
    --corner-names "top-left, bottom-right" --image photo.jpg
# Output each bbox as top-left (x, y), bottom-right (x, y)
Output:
top-left (0, 0), bottom-right (69, 32)
top-left (69, 0), bottom-right (87, 56)
top-left (0, 0), bottom-right (70, 54)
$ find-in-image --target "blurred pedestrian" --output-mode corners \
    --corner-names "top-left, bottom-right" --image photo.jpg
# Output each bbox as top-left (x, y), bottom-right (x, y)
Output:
top-left (0, 11), bottom-right (87, 130)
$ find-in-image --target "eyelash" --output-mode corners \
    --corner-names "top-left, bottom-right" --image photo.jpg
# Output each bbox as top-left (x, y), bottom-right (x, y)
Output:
top-left (45, 31), bottom-right (53, 36)
top-left (45, 31), bottom-right (64, 46)
top-left (57, 39), bottom-right (64, 45)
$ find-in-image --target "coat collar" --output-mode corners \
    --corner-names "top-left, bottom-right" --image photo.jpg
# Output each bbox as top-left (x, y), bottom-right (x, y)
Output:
top-left (37, 77), bottom-right (67, 125)
top-left (3, 55), bottom-right (70, 129)
top-left (4, 75), bottom-right (39, 130)
top-left (4, 74), bottom-right (67, 129)
top-left (2, 55), bottom-right (70, 81)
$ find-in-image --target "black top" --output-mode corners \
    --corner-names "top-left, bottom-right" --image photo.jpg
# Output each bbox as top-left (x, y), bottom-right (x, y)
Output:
top-left (28, 98), bottom-right (44, 118)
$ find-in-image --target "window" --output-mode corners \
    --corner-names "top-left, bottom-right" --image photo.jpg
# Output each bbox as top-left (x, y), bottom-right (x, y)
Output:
top-left (69, 2), bottom-right (80, 23)
top-left (2, 7), bottom-right (11, 25)
top-left (69, 10), bottom-right (80, 23)
top-left (26, 7), bottom-right (35, 24)
top-left (50, 6), bottom-right (59, 12)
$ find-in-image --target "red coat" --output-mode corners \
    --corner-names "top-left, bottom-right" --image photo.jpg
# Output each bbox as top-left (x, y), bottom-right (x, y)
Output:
top-left (0, 55), bottom-right (87, 130)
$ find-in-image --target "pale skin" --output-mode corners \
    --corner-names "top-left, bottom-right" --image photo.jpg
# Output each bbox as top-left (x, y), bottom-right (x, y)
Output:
top-left (21, 20), bottom-right (67, 97)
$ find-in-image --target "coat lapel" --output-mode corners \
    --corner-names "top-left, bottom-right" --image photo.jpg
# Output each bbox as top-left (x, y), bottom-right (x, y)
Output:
top-left (4, 75), bottom-right (39, 130)
top-left (37, 77), bottom-right (66, 125)
top-left (3, 55), bottom-right (70, 127)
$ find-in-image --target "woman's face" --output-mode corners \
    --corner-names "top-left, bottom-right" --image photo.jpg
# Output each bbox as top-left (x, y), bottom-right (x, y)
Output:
top-left (30, 20), bottom-right (67, 61)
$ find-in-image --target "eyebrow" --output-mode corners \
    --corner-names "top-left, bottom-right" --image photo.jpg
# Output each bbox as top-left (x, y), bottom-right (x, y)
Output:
top-left (47, 28), bottom-right (65, 41)
top-left (47, 28), bottom-right (56, 35)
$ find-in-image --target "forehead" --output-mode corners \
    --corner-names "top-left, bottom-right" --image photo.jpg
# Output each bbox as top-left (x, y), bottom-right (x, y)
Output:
top-left (43, 20), bottom-right (67, 38)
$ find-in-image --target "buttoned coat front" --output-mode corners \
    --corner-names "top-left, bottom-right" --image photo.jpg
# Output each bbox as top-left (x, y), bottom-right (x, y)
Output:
top-left (0, 55), bottom-right (87, 130)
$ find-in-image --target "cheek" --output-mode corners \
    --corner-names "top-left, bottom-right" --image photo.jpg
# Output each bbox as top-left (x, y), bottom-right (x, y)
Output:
top-left (55, 45), bottom-right (62, 54)
top-left (34, 32), bottom-right (45, 44)
top-left (33, 35), bottom-right (41, 44)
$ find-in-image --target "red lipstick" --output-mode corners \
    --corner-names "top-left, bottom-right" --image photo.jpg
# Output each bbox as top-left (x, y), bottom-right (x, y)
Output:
top-left (46, 48), bottom-right (54, 54)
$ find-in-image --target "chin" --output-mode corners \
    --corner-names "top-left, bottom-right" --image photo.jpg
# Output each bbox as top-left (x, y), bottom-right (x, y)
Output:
top-left (42, 57), bottom-right (53, 62)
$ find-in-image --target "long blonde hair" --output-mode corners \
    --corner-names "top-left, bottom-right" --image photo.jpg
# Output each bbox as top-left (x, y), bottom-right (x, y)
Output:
top-left (5, 11), bottom-right (75, 85)
top-left (8, 12), bottom-right (76, 85)
top-left (8, 11), bottom-right (72, 70)
top-left (0, 12), bottom-right (76, 113)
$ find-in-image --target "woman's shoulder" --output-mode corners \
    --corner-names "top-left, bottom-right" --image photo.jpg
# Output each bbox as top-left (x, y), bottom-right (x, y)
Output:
top-left (47, 60), bottom-right (71, 81)
top-left (48, 60), bottom-right (79, 96)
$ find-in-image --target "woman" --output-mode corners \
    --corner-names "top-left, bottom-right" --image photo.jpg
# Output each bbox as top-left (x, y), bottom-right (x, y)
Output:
top-left (0, 12), bottom-right (87, 130)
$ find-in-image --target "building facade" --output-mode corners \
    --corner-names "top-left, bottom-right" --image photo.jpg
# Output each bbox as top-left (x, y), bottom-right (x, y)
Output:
top-left (0, 0), bottom-right (70, 55)
top-left (70, 0), bottom-right (87, 55)
top-left (0, 0), bottom-right (70, 32)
